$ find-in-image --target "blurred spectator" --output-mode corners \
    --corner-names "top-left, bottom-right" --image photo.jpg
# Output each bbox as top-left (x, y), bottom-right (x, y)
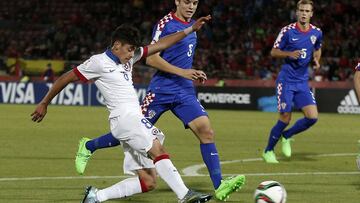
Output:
top-left (8, 57), bottom-right (23, 77)
top-left (41, 63), bottom-right (55, 82)
top-left (0, 0), bottom-right (358, 82)
top-left (0, 57), bottom-right (7, 75)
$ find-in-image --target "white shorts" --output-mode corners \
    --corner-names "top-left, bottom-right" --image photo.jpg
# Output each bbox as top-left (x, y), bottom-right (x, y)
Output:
top-left (110, 108), bottom-right (165, 175)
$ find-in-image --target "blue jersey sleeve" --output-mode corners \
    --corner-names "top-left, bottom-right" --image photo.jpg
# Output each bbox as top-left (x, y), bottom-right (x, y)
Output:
top-left (314, 31), bottom-right (322, 50)
top-left (151, 13), bottom-right (175, 44)
top-left (273, 27), bottom-right (289, 50)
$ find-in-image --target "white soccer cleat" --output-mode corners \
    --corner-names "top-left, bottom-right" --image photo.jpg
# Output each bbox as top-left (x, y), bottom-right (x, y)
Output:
top-left (81, 186), bottom-right (99, 203)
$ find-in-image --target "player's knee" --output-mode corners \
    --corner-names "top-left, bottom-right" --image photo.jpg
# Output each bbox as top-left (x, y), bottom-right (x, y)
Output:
top-left (197, 127), bottom-right (215, 143)
top-left (148, 139), bottom-right (167, 159)
top-left (144, 177), bottom-right (157, 191)
top-left (140, 177), bottom-right (157, 192)
top-left (279, 113), bottom-right (291, 123)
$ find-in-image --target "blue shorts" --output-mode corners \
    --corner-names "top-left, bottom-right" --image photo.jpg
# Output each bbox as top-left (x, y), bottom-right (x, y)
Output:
top-left (276, 81), bottom-right (316, 113)
top-left (140, 91), bottom-right (208, 128)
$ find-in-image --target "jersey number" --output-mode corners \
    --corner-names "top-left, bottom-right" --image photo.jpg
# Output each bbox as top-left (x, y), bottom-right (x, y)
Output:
top-left (122, 72), bottom-right (129, 81)
top-left (141, 118), bottom-right (153, 129)
top-left (300, 48), bottom-right (307, 59)
top-left (187, 44), bottom-right (194, 57)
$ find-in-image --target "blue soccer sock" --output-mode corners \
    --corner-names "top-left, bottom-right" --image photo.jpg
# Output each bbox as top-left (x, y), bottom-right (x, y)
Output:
top-left (85, 132), bottom-right (120, 153)
top-left (200, 143), bottom-right (222, 189)
top-left (265, 120), bottom-right (288, 152)
top-left (283, 117), bottom-right (317, 139)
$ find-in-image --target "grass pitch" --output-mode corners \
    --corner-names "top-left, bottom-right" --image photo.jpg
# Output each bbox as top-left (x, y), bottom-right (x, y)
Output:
top-left (0, 104), bottom-right (359, 202)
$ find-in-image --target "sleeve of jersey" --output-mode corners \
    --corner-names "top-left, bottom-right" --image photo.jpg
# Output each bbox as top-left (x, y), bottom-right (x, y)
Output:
top-left (73, 58), bottom-right (101, 82)
top-left (314, 31), bottom-right (323, 50)
top-left (151, 22), bottom-right (166, 44)
top-left (356, 62), bottom-right (360, 71)
top-left (273, 28), bottom-right (288, 49)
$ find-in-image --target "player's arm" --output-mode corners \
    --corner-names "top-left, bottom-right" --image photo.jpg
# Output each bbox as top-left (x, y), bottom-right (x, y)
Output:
top-left (270, 48), bottom-right (302, 59)
top-left (146, 15), bottom-right (211, 57)
top-left (313, 48), bottom-right (322, 69)
top-left (31, 70), bottom-right (79, 123)
top-left (146, 53), bottom-right (207, 82)
top-left (355, 70), bottom-right (360, 101)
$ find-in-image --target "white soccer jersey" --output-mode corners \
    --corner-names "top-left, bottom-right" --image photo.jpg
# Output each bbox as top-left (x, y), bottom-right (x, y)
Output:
top-left (74, 47), bottom-right (148, 118)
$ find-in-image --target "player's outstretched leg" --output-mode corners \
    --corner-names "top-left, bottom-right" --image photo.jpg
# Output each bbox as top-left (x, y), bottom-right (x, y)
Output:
top-left (75, 133), bottom-right (120, 174)
top-left (215, 175), bottom-right (246, 201)
top-left (190, 116), bottom-right (246, 201)
top-left (75, 137), bottom-right (92, 175)
top-left (179, 189), bottom-right (212, 203)
top-left (82, 186), bottom-right (99, 203)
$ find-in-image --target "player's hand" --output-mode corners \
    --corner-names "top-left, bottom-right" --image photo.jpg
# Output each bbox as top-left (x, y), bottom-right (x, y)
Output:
top-left (196, 70), bottom-right (207, 84)
top-left (288, 50), bottom-right (302, 59)
top-left (31, 103), bottom-right (48, 123)
top-left (181, 69), bottom-right (207, 83)
top-left (313, 58), bottom-right (320, 69)
top-left (192, 15), bottom-right (211, 32)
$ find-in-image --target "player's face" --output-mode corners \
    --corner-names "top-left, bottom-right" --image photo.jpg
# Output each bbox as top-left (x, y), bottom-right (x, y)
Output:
top-left (175, 0), bottom-right (198, 21)
top-left (296, 4), bottom-right (313, 25)
top-left (112, 41), bottom-right (136, 64)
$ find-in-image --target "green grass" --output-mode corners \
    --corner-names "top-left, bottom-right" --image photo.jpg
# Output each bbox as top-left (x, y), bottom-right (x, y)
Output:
top-left (0, 104), bottom-right (359, 202)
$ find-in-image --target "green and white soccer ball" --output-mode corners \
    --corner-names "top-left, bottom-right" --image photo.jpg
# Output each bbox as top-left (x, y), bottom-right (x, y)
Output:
top-left (254, 180), bottom-right (287, 203)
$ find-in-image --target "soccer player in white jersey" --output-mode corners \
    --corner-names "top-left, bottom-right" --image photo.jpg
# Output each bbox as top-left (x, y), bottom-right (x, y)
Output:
top-left (31, 16), bottom-right (212, 203)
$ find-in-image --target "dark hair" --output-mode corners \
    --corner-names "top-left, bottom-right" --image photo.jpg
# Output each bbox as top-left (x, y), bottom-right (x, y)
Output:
top-left (110, 24), bottom-right (142, 47)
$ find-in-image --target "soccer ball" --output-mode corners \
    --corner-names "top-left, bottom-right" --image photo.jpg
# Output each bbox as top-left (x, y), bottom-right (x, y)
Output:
top-left (254, 180), bottom-right (287, 203)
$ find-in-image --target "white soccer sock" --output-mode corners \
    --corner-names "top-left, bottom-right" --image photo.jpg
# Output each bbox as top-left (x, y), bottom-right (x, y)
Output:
top-left (96, 177), bottom-right (142, 202)
top-left (154, 155), bottom-right (189, 199)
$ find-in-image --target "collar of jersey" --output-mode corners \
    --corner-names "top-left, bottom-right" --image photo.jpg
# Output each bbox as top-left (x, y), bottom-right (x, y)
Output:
top-left (295, 22), bottom-right (311, 33)
top-left (105, 49), bottom-right (121, 64)
top-left (171, 11), bottom-right (191, 25)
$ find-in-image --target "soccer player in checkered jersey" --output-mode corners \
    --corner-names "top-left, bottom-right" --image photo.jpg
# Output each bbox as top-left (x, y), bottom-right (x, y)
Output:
top-left (31, 17), bottom-right (213, 203)
top-left (74, 0), bottom-right (245, 201)
top-left (262, 0), bottom-right (323, 163)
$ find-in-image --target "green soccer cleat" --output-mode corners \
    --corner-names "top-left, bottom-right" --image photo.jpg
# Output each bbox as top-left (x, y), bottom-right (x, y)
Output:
top-left (214, 175), bottom-right (246, 201)
top-left (281, 137), bottom-right (292, 158)
top-left (262, 150), bottom-right (279, 163)
top-left (75, 137), bottom-right (92, 175)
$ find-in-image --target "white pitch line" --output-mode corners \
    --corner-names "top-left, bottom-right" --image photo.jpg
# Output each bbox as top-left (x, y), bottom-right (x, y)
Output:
top-left (226, 171), bottom-right (360, 176)
top-left (1, 171), bottom-right (360, 182)
top-left (182, 153), bottom-right (358, 176)
top-left (0, 153), bottom-right (358, 182)
top-left (0, 176), bottom-right (128, 182)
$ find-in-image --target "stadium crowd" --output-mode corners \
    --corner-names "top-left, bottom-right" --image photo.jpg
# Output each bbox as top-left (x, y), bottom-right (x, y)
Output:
top-left (0, 0), bottom-right (358, 83)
